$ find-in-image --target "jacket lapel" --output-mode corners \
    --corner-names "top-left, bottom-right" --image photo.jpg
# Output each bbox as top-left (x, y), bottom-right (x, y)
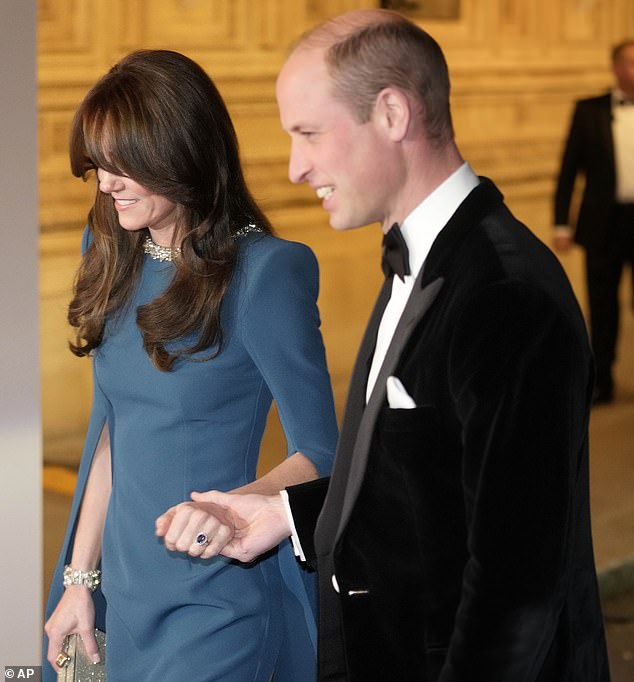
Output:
top-left (335, 275), bottom-right (444, 543)
top-left (597, 94), bottom-right (615, 174)
top-left (314, 275), bottom-right (393, 551)
top-left (321, 177), bottom-right (506, 552)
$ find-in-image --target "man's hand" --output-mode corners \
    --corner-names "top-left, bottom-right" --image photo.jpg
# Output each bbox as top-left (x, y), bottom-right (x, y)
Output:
top-left (553, 231), bottom-right (574, 252)
top-left (155, 490), bottom-right (291, 563)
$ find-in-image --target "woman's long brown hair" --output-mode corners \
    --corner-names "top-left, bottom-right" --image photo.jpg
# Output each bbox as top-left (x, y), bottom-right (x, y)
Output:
top-left (68, 50), bottom-right (272, 370)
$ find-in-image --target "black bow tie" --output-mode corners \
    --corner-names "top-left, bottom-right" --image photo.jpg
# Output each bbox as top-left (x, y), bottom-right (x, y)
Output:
top-left (381, 223), bottom-right (411, 281)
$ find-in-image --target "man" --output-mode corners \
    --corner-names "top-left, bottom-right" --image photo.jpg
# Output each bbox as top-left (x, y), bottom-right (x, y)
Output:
top-left (157, 9), bottom-right (609, 681)
top-left (554, 39), bottom-right (634, 404)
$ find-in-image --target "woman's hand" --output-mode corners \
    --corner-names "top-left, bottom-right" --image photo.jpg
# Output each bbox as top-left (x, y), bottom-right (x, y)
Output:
top-left (156, 490), bottom-right (291, 563)
top-left (155, 497), bottom-right (239, 559)
top-left (44, 586), bottom-right (100, 670)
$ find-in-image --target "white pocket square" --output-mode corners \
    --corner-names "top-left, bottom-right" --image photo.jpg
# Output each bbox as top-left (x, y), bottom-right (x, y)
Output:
top-left (386, 376), bottom-right (416, 409)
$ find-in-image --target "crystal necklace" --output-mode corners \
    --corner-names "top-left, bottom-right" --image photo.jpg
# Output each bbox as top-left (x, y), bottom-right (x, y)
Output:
top-left (143, 236), bottom-right (180, 262)
top-left (143, 224), bottom-right (262, 262)
top-left (234, 223), bottom-right (262, 237)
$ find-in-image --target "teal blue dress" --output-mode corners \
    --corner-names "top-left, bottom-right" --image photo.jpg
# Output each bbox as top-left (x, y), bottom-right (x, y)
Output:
top-left (44, 229), bottom-right (338, 681)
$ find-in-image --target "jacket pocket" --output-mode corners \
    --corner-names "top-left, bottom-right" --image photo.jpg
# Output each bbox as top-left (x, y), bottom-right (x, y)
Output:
top-left (379, 403), bottom-right (438, 433)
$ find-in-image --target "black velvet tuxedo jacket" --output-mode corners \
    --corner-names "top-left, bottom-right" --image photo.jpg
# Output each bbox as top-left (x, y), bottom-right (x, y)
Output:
top-left (554, 93), bottom-right (618, 253)
top-left (287, 179), bottom-right (609, 681)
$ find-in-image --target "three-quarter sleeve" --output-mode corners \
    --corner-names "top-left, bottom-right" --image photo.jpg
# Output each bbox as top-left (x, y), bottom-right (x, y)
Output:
top-left (239, 238), bottom-right (338, 477)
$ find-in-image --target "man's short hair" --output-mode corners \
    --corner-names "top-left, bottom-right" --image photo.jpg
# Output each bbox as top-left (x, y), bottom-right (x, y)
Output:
top-left (297, 11), bottom-right (454, 146)
top-left (611, 39), bottom-right (634, 63)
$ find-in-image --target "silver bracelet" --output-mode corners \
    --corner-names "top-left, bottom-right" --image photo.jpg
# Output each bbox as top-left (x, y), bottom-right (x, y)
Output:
top-left (63, 564), bottom-right (101, 592)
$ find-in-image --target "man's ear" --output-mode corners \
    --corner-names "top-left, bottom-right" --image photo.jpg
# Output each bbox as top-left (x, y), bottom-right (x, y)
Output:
top-left (374, 87), bottom-right (411, 142)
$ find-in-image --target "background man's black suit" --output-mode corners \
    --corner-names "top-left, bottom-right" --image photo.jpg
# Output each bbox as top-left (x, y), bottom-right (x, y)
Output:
top-left (555, 92), bottom-right (634, 400)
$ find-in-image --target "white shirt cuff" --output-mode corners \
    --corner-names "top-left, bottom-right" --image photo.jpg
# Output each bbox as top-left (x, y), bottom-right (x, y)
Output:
top-left (279, 489), bottom-right (306, 562)
top-left (554, 225), bottom-right (573, 235)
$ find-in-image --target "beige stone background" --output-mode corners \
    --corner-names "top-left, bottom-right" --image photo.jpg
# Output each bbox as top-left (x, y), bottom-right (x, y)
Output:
top-left (39, 0), bottom-right (634, 470)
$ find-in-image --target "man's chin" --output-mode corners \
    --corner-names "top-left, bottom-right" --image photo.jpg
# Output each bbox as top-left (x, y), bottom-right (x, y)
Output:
top-left (328, 214), bottom-right (365, 232)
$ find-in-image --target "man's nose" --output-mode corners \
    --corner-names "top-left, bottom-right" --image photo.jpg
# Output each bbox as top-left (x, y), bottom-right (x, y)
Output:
top-left (288, 141), bottom-right (310, 184)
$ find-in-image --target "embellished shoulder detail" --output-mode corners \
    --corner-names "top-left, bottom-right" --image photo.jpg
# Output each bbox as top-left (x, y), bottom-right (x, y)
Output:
top-left (233, 223), bottom-right (263, 238)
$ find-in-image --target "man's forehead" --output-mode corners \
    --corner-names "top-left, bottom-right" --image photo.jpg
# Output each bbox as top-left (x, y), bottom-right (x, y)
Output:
top-left (277, 51), bottom-right (332, 108)
top-left (280, 48), bottom-right (328, 84)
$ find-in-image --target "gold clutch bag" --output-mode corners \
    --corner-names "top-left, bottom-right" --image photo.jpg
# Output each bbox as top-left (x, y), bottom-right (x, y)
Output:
top-left (57, 629), bottom-right (106, 681)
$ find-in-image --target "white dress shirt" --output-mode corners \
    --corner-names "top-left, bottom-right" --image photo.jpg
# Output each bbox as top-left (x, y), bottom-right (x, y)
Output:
top-left (283, 162), bottom-right (481, 562)
top-left (612, 89), bottom-right (634, 203)
top-left (366, 162), bottom-right (480, 401)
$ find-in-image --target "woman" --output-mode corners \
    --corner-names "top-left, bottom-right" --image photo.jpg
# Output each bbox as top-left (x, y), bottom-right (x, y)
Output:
top-left (43, 50), bottom-right (338, 681)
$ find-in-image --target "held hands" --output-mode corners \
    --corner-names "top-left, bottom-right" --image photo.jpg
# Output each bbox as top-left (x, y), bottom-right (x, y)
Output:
top-left (155, 490), bottom-right (292, 563)
top-left (45, 586), bottom-right (100, 670)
